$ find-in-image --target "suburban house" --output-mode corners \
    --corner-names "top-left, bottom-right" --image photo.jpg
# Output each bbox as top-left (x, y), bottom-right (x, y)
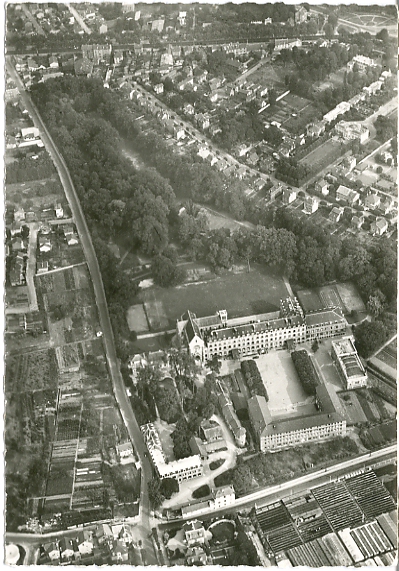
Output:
top-left (347, 55), bottom-right (378, 72)
top-left (11, 237), bottom-right (26, 252)
top-left (315, 179), bottom-right (329, 196)
top-left (10, 221), bottom-right (22, 236)
top-left (335, 121), bottom-right (369, 143)
top-left (307, 121), bottom-right (326, 138)
top-left (54, 203), bottom-right (64, 218)
top-left (77, 531), bottom-right (94, 556)
top-left (117, 441), bottom-right (135, 465)
top-left (183, 102), bottom-right (195, 115)
top-left (59, 538), bottom-right (75, 561)
top-left (303, 195), bottom-right (319, 214)
top-left (173, 125), bottom-right (185, 140)
top-left (351, 214), bottom-right (365, 230)
top-left (268, 183), bottom-right (284, 201)
top-left (195, 113), bottom-right (210, 130)
top-left (154, 83), bottom-right (164, 94)
top-left (282, 187), bottom-right (297, 204)
top-left (186, 547), bottom-right (208, 566)
top-left (336, 185), bottom-right (360, 205)
top-left (370, 216), bottom-right (388, 236)
top-left (183, 520), bottom-right (206, 547)
top-left (42, 543), bottom-right (60, 562)
top-left (200, 419), bottom-right (223, 442)
top-left (323, 101), bottom-right (351, 124)
top-left (364, 193), bottom-right (381, 210)
top-left (14, 207), bottom-right (25, 222)
top-left (37, 260), bottom-right (49, 274)
top-left (329, 206), bottom-right (344, 223)
top-left (236, 143), bottom-right (251, 157)
top-left (38, 236), bottom-right (52, 253)
top-left (63, 225), bottom-right (79, 246)
top-left (380, 197), bottom-right (394, 214)
top-left (213, 485), bottom-right (235, 508)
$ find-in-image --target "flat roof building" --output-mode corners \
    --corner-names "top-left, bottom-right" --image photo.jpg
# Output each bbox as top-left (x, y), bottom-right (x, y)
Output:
top-left (331, 336), bottom-right (367, 389)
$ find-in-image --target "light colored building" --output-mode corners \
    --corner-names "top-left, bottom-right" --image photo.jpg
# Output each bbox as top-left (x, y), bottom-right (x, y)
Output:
top-left (274, 38), bottom-right (302, 51)
top-left (332, 336), bottom-right (367, 389)
top-left (364, 194), bottom-right (381, 210)
top-left (218, 388), bottom-right (246, 447)
top-left (183, 520), bottom-right (206, 546)
top-left (307, 121), bottom-right (326, 138)
top-left (347, 55), bottom-right (378, 72)
top-left (335, 121), bottom-right (369, 143)
top-left (329, 206), bottom-right (344, 223)
top-left (283, 188), bottom-right (297, 204)
top-left (371, 216), bottom-right (388, 236)
top-left (336, 185), bottom-right (359, 205)
top-left (315, 179), bottom-right (329, 196)
top-left (154, 83), bottom-right (164, 94)
top-left (177, 304), bottom-right (346, 365)
top-left (141, 423), bottom-right (203, 483)
top-left (323, 101), bottom-right (351, 124)
top-left (303, 195), bottom-right (319, 214)
top-left (249, 382), bottom-right (345, 451)
top-left (212, 485), bottom-right (235, 509)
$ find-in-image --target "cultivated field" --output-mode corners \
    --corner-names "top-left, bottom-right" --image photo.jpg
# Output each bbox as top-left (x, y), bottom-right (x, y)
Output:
top-left (138, 266), bottom-right (289, 331)
top-left (299, 139), bottom-right (344, 174)
top-left (255, 351), bottom-right (314, 416)
top-left (6, 177), bottom-right (64, 210)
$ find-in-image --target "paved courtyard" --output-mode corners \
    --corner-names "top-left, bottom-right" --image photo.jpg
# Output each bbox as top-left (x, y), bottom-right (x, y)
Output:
top-left (255, 351), bottom-right (313, 415)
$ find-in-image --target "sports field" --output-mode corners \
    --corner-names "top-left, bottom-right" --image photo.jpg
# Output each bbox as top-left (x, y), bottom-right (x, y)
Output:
top-left (297, 282), bottom-right (365, 316)
top-left (126, 304), bottom-right (149, 333)
top-left (139, 266), bottom-right (289, 331)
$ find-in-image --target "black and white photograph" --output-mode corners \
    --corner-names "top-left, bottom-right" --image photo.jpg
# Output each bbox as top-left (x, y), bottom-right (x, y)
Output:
top-left (3, 0), bottom-right (398, 566)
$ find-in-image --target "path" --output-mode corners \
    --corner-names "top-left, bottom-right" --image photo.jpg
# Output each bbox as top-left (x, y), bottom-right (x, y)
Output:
top-left (20, 4), bottom-right (45, 36)
top-left (26, 222), bottom-right (39, 311)
top-left (368, 332), bottom-right (397, 360)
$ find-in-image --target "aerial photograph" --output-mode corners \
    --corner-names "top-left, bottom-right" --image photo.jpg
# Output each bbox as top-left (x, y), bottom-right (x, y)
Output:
top-left (3, 0), bottom-right (397, 566)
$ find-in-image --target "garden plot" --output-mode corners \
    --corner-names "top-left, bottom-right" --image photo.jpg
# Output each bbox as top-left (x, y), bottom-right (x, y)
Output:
top-left (6, 349), bottom-right (58, 394)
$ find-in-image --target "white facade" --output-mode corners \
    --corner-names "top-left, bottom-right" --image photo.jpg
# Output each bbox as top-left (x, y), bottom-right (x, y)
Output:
top-left (332, 336), bottom-right (367, 389)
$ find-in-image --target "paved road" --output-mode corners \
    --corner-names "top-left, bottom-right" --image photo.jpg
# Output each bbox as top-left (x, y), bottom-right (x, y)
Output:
top-left (164, 444), bottom-right (396, 521)
top-left (20, 4), bottom-right (45, 36)
top-left (65, 3), bottom-right (92, 35)
top-left (6, 58), bottom-right (157, 565)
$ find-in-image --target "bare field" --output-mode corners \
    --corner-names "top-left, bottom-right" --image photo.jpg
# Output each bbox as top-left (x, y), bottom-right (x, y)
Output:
top-left (127, 304), bottom-right (149, 333)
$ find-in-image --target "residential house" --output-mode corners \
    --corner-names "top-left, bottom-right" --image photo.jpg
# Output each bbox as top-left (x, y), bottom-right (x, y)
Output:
top-left (183, 520), bottom-right (206, 547)
top-left (37, 260), bottom-right (49, 274)
top-left (42, 543), bottom-right (60, 562)
top-left (247, 151), bottom-right (259, 166)
top-left (274, 38), bottom-right (302, 51)
top-left (95, 524), bottom-right (113, 545)
top-left (206, 154), bottom-right (218, 167)
top-left (117, 441), bottom-right (134, 465)
top-left (21, 126), bottom-right (40, 141)
top-left (63, 225), bottom-right (79, 246)
top-left (197, 144), bottom-right (210, 159)
top-left (380, 197), bottom-right (393, 215)
top-left (195, 113), bottom-right (210, 130)
top-left (183, 102), bottom-right (195, 115)
top-left (307, 121), bottom-right (326, 138)
top-left (236, 166), bottom-right (248, 180)
top-left (54, 203), bottom-right (64, 218)
top-left (212, 485), bottom-right (235, 509)
top-left (347, 55), bottom-right (378, 72)
top-left (200, 419), bottom-right (223, 442)
top-left (364, 193), bottom-right (381, 210)
top-left (151, 19), bottom-right (165, 33)
top-left (111, 540), bottom-right (129, 563)
top-left (236, 143), bottom-right (251, 158)
top-left (12, 237), bottom-right (26, 252)
top-left (38, 236), bottom-right (52, 253)
top-left (282, 187), bottom-right (297, 204)
top-left (336, 185), bottom-right (359, 205)
top-left (154, 83), bottom-right (164, 94)
top-left (77, 531), bottom-right (94, 556)
top-left (74, 58), bottom-right (94, 76)
top-left (303, 195), bottom-right (319, 214)
top-left (268, 183), bottom-right (284, 201)
top-left (186, 546), bottom-right (208, 566)
top-left (295, 5), bottom-right (308, 23)
top-left (208, 77), bottom-right (222, 91)
top-left (59, 538), bottom-right (75, 561)
top-left (323, 101), bottom-right (351, 124)
top-left (315, 179), bottom-right (329, 196)
top-left (329, 206), bottom-right (344, 223)
top-left (193, 68), bottom-right (208, 84)
top-left (340, 155), bottom-right (357, 173)
top-left (178, 11), bottom-right (187, 26)
top-left (177, 77), bottom-right (194, 91)
top-left (335, 121), bottom-right (369, 144)
top-left (48, 55), bottom-right (59, 68)
top-left (209, 124), bottom-right (222, 137)
top-left (174, 125), bottom-right (185, 140)
top-left (363, 81), bottom-right (383, 96)
top-left (371, 216), bottom-right (388, 236)
top-left (14, 207), bottom-right (26, 222)
top-left (10, 221), bottom-right (22, 236)
top-left (351, 214), bottom-right (365, 230)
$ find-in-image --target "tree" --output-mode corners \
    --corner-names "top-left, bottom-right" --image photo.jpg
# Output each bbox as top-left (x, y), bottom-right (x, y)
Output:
top-left (354, 320), bottom-right (388, 359)
top-left (152, 254), bottom-right (186, 287)
top-left (367, 290), bottom-right (386, 317)
top-left (169, 349), bottom-right (199, 379)
top-left (160, 477), bottom-right (179, 499)
top-left (148, 478), bottom-right (165, 508)
top-left (208, 354), bottom-right (221, 374)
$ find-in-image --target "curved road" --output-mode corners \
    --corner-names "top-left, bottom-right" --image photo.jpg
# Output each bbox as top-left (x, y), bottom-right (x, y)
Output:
top-left (6, 58), bottom-right (157, 565)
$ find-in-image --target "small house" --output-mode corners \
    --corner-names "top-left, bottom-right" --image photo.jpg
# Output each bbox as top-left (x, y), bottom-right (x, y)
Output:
top-left (315, 179), bottom-right (329, 196)
top-left (303, 195), bottom-right (319, 214)
top-left (329, 206), bottom-right (344, 223)
top-left (371, 216), bottom-right (388, 236)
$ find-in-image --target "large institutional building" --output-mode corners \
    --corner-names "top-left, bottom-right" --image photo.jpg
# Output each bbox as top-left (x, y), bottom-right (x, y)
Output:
top-left (248, 383), bottom-right (347, 451)
top-left (140, 423), bottom-right (203, 483)
top-left (177, 298), bottom-right (347, 364)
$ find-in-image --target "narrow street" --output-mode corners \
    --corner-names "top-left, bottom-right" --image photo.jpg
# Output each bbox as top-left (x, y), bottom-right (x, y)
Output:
top-left (6, 58), bottom-right (157, 565)
top-left (25, 222), bottom-right (39, 312)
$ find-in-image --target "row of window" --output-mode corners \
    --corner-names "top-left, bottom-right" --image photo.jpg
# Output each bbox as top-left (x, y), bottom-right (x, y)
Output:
top-left (262, 423), bottom-right (345, 447)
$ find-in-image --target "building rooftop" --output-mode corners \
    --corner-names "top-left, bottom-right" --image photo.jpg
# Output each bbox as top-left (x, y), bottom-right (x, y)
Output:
top-left (305, 309), bottom-right (345, 327)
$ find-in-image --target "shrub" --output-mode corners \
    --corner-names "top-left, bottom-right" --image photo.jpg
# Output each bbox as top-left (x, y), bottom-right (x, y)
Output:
top-left (291, 350), bottom-right (320, 395)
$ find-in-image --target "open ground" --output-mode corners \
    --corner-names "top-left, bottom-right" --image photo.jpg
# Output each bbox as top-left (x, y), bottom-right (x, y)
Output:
top-left (299, 138), bottom-right (344, 173)
top-left (137, 266), bottom-right (289, 331)
top-left (254, 351), bottom-right (315, 417)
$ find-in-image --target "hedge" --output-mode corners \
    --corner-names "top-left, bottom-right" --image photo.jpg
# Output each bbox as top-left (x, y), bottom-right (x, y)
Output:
top-left (241, 359), bottom-right (269, 401)
top-left (291, 350), bottom-right (320, 396)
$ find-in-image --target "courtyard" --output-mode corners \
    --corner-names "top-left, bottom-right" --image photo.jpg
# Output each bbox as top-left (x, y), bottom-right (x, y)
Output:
top-left (254, 351), bottom-right (315, 418)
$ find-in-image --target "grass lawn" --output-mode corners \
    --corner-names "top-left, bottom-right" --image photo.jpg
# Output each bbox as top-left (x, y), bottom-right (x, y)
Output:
top-left (138, 265), bottom-right (289, 331)
top-left (299, 139), bottom-right (344, 174)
